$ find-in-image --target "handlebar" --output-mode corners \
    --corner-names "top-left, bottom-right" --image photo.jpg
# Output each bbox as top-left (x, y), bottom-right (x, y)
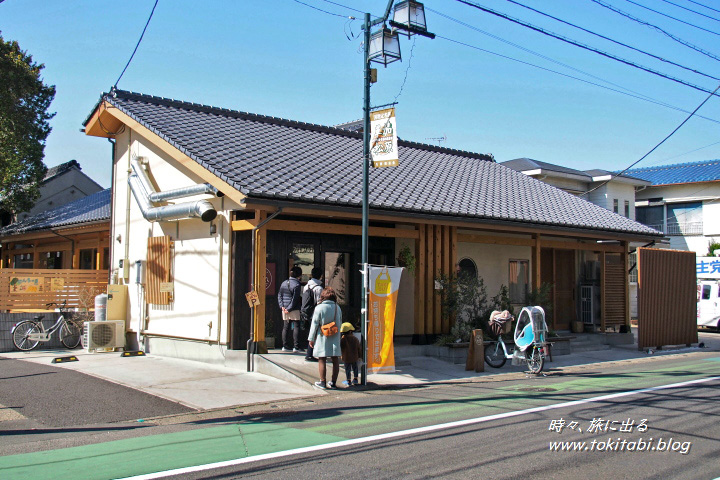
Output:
top-left (46, 300), bottom-right (68, 310)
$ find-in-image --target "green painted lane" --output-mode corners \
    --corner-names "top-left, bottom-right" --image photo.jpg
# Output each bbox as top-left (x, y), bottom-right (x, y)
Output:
top-left (1, 356), bottom-right (717, 480)
top-left (0, 424), bottom-right (345, 480)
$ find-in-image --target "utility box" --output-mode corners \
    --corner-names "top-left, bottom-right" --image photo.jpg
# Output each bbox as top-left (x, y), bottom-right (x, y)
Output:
top-left (107, 284), bottom-right (129, 322)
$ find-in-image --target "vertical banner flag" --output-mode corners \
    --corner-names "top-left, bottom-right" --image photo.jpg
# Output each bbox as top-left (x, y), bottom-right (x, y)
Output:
top-left (370, 108), bottom-right (398, 168)
top-left (368, 265), bottom-right (404, 373)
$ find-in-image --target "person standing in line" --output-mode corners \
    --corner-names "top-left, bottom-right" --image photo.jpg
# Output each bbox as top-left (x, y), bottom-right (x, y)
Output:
top-left (277, 266), bottom-right (304, 353)
top-left (301, 267), bottom-right (323, 362)
top-left (340, 322), bottom-right (361, 386)
top-left (308, 287), bottom-right (342, 389)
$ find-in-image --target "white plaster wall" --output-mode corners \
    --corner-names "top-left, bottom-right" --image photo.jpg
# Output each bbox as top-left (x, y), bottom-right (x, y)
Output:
top-left (541, 177), bottom-right (586, 194)
top-left (587, 183), bottom-right (637, 219)
top-left (457, 239), bottom-right (533, 304)
top-left (111, 129), bottom-right (240, 348)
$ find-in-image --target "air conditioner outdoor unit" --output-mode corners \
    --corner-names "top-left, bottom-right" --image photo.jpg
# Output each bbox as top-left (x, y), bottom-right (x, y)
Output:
top-left (84, 320), bottom-right (126, 352)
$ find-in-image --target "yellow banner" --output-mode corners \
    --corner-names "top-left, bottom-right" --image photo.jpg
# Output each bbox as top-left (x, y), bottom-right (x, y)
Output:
top-left (367, 266), bottom-right (404, 373)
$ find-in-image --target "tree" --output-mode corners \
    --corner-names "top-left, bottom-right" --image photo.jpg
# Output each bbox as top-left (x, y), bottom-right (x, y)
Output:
top-left (0, 33), bottom-right (55, 215)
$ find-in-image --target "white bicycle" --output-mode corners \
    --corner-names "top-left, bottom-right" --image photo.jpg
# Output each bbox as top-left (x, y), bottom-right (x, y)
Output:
top-left (11, 301), bottom-right (83, 351)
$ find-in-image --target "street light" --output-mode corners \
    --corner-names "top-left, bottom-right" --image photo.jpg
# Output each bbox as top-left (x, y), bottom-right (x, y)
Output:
top-left (359, 1), bottom-right (433, 386)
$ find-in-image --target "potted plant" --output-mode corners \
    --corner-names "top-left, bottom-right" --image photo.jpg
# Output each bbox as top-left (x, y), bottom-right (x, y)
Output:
top-left (396, 245), bottom-right (416, 276)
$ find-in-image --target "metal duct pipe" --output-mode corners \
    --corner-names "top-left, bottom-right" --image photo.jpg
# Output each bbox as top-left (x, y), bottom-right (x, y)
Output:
top-left (129, 175), bottom-right (217, 222)
top-left (131, 157), bottom-right (223, 202)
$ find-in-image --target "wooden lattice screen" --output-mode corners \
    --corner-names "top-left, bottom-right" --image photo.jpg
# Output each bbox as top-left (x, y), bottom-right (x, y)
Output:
top-left (603, 252), bottom-right (627, 328)
top-left (0, 269), bottom-right (108, 311)
top-left (146, 235), bottom-right (173, 305)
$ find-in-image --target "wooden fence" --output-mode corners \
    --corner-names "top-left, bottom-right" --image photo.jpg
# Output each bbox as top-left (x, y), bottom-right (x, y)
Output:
top-left (637, 248), bottom-right (697, 349)
top-left (0, 269), bottom-right (108, 311)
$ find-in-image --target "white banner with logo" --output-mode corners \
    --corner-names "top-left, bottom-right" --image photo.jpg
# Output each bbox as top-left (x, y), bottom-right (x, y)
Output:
top-left (370, 108), bottom-right (398, 168)
top-left (697, 256), bottom-right (720, 279)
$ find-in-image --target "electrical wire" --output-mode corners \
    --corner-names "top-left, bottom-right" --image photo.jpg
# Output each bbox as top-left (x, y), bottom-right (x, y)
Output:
top-left (503, 0), bottom-right (720, 82)
top-left (433, 33), bottom-right (720, 125)
top-left (659, 0), bottom-right (720, 22)
top-left (393, 36), bottom-right (416, 103)
top-left (685, 0), bottom-right (720, 15)
top-left (291, 0), bottom-right (355, 19)
top-left (428, 7), bottom-right (720, 123)
top-left (114, 0), bottom-right (159, 88)
top-left (580, 83), bottom-right (720, 197)
top-left (456, 0), bottom-right (720, 97)
top-left (623, 0), bottom-right (720, 36)
top-left (590, 0), bottom-right (720, 63)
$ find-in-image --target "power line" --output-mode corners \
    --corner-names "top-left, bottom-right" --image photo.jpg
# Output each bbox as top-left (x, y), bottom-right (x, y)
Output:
top-left (685, 0), bottom-right (720, 15)
top-left (433, 33), bottom-right (720, 125)
top-left (623, 0), bottom-right (720, 36)
top-left (430, 8), bottom-right (693, 110)
top-left (455, 0), bottom-right (720, 97)
top-left (659, 0), bottom-right (720, 22)
top-left (503, 0), bottom-right (720, 82)
top-left (581, 83), bottom-right (720, 196)
top-left (114, 0), bottom-right (160, 88)
top-left (590, 0), bottom-right (720, 62)
top-left (291, 0), bottom-right (355, 19)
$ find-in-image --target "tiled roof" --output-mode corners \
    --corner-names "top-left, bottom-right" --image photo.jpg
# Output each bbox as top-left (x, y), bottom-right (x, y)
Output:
top-left (42, 159), bottom-right (81, 183)
top-left (93, 90), bottom-right (660, 238)
top-left (0, 189), bottom-right (110, 237)
top-left (502, 158), bottom-right (592, 179)
top-left (624, 160), bottom-right (720, 186)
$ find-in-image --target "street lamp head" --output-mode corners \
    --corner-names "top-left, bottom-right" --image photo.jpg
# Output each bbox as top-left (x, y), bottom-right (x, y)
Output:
top-left (392, 0), bottom-right (428, 37)
top-left (368, 27), bottom-right (402, 66)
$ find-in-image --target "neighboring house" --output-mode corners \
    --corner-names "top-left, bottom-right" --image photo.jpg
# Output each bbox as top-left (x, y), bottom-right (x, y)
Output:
top-left (18, 159), bottom-right (104, 222)
top-left (0, 189), bottom-right (111, 270)
top-left (626, 160), bottom-right (720, 255)
top-left (82, 90), bottom-right (661, 365)
top-left (501, 158), bottom-right (651, 220)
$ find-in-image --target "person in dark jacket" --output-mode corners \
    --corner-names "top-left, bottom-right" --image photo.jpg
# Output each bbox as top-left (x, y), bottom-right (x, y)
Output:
top-left (277, 266), bottom-right (303, 352)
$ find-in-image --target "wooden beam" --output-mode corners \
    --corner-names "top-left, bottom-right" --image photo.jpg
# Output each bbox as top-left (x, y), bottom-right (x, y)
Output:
top-left (539, 239), bottom-right (625, 253)
top-left (231, 218), bottom-right (419, 239)
top-left (458, 233), bottom-right (534, 247)
top-left (93, 101), bottom-right (245, 205)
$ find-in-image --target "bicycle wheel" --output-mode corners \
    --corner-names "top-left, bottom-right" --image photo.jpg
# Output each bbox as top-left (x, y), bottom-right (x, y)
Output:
top-left (526, 346), bottom-right (544, 374)
top-left (13, 320), bottom-right (41, 351)
top-left (60, 320), bottom-right (82, 349)
top-left (484, 340), bottom-right (507, 368)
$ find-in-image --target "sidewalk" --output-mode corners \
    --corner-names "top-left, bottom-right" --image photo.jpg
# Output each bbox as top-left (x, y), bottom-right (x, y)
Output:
top-left (2, 329), bottom-right (719, 412)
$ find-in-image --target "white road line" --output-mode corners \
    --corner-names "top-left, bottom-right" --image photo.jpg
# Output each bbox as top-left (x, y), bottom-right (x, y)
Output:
top-left (121, 375), bottom-right (720, 480)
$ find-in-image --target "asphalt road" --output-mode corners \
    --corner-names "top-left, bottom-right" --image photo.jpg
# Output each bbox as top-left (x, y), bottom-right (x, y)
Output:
top-left (0, 357), bottom-right (193, 454)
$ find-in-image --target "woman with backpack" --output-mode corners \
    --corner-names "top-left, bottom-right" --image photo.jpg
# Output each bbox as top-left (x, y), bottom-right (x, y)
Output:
top-left (307, 286), bottom-right (342, 389)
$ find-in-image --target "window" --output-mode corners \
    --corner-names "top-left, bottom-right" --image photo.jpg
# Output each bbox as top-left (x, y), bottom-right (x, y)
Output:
top-left (613, 199), bottom-right (619, 214)
top-left (325, 252), bottom-right (350, 305)
top-left (701, 285), bottom-right (711, 300)
top-left (457, 257), bottom-right (477, 279)
top-left (13, 253), bottom-right (33, 269)
top-left (289, 243), bottom-right (315, 284)
top-left (624, 200), bottom-right (630, 218)
top-left (667, 202), bottom-right (702, 235)
top-left (39, 251), bottom-right (64, 269)
top-left (636, 205), bottom-right (663, 230)
top-left (509, 259), bottom-right (529, 303)
top-left (79, 248), bottom-right (97, 270)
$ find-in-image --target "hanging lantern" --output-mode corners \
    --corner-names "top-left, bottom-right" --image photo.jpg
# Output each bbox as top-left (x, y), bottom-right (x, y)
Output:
top-left (392, 0), bottom-right (428, 37)
top-left (368, 27), bottom-right (401, 66)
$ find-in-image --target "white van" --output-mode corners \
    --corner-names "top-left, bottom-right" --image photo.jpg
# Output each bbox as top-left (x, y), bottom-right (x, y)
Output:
top-left (697, 280), bottom-right (720, 329)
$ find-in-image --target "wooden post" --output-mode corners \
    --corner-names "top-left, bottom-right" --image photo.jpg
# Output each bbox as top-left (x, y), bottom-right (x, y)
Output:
top-left (434, 225), bottom-right (442, 334)
top-left (623, 241), bottom-right (630, 328)
top-left (415, 223), bottom-right (426, 341)
top-left (600, 250), bottom-right (606, 331)
top-left (425, 225), bottom-right (435, 337)
top-left (254, 210), bottom-right (267, 349)
top-left (531, 234), bottom-right (541, 291)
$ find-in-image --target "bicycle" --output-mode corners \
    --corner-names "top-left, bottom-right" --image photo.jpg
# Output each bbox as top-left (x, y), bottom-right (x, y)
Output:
top-left (484, 306), bottom-right (549, 375)
top-left (11, 301), bottom-right (83, 351)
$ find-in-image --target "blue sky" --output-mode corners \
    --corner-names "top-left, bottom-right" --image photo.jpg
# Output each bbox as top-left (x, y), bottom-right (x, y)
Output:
top-left (2, 0), bottom-right (720, 187)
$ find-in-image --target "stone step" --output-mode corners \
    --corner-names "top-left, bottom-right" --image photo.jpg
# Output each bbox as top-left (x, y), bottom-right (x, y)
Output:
top-left (571, 343), bottom-right (612, 353)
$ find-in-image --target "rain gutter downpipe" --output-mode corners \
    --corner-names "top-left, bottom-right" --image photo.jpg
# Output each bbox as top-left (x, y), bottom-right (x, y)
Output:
top-left (131, 156), bottom-right (223, 202)
top-left (247, 208), bottom-right (283, 373)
